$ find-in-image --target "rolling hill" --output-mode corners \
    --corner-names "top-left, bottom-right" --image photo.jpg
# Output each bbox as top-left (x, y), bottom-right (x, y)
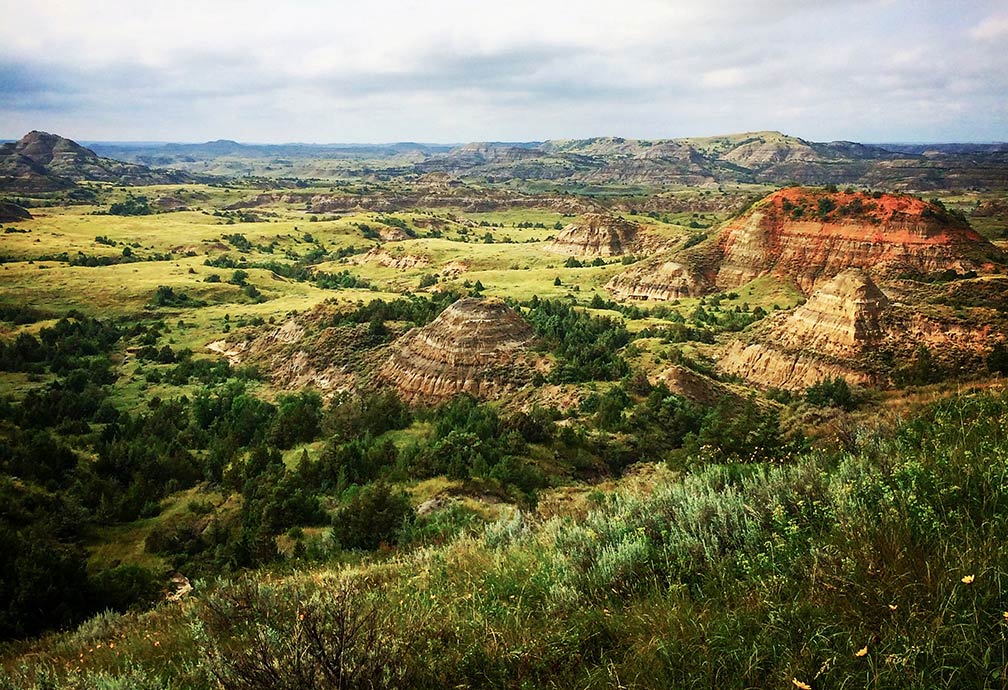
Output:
top-left (0, 131), bottom-right (195, 192)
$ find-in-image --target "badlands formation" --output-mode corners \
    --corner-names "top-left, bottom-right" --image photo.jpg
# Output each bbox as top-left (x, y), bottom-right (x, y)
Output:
top-left (545, 213), bottom-right (642, 256)
top-left (380, 298), bottom-right (541, 403)
top-left (717, 269), bottom-right (890, 390)
top-left (607, 188), bottom-right (1002, 301)
top-left (714, 188), bottom-right (1001, 293)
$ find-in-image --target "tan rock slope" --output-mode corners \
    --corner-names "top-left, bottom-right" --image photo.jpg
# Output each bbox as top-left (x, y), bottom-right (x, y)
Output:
top-left (653, 364), bottom-right (742, 407)
top-left (717, 269), bottom-right (889, 390)
top-left (605, 236), bottom-right (721, 301)
top-left (380, 298), bottom-right (540, 403)
top-left (545, 213), bottom-right (641, 256)
top-left (606, 259), bottom-right (708, 301)
top-left (354, 247), bottom-right (431, 270)
top-left (206, 314), bottom-right (363, 392)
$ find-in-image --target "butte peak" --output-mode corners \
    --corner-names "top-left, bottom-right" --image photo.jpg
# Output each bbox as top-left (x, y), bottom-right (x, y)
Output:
top-left (379, 297), bottom-right (540, 403)
top-left (716, 187), bottom-right (1000, 293)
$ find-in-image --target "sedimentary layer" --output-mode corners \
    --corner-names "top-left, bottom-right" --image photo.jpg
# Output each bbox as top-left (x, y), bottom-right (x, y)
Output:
top-left (715, 188), bottom-right (1002, 294)
top-left (380, 298), bottom-right (540, 403)
top-left (717, 269), bottom-right (889, 390)
top-left (545, 214), bottom-right (641, 256)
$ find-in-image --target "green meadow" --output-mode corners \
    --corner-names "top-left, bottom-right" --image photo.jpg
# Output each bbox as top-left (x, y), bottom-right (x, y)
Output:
top-left (2, 181), bottom-right (1008, 689)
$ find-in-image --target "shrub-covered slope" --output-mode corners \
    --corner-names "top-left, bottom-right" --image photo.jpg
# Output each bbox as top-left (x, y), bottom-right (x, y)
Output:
top-left (4, 389), bottom-right (1008, 689)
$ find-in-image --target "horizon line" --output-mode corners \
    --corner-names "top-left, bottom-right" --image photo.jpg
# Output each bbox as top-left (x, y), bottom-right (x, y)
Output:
top-left (3, 131), bottom-right (1006, 147)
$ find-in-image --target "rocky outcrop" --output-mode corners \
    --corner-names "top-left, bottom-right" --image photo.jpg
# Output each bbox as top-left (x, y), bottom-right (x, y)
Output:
top-left (653, 365), bottom-right (741, 407)
top-left (777, 269), bottom-right (888, 356)
top-left (605, 259), bottom-right (709, 301)
top-left (545, 214), bottom-right (641, 256)
top-left (377, 226), bottom-right (411, 242)
top-left (0, 131), bottom-right (192, 192)
top-left (380, 298), bottom-right (541, 403)
top-left (606, 233), bottom-right (722, 301)
top-left (717, 269), bottom-right (889, 390)
top-left (0, 202), bottom-right (32, 222)
top-left (354, 247), bottom-right (430, 270)
top-left (719, 339), bottom-right (876, 392)
top-left (606, 187), bottom-right (1004, 304)
top-left (715, 188), bottom-right (1003, 294)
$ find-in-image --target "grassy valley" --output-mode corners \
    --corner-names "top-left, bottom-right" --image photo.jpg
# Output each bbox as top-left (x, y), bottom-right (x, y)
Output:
top-left (1, 132), bottom-right (1008, 688)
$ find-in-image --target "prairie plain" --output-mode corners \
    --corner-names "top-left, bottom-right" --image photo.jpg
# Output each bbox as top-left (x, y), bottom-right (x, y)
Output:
top-left (2, 131), bottom-right (1008, 689)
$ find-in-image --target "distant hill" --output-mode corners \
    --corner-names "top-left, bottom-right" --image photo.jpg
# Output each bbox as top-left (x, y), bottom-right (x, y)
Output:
top-left (87, 140), bottom-right (456, 167)
top-left (0, 131), bottom-right (195, 193)
top-left (81, 139), bottom-right (457, 180)
top-left (875, 142), bottom-right (1008, 155)
top-left (8, 130), bottom-right (1007, 191)
top-left (418, 131), bottom-right (1008, 190)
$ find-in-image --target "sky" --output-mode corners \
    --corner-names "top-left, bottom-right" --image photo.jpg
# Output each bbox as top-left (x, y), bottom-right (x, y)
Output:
top-left (0, 0), bottom-right (1006, 144)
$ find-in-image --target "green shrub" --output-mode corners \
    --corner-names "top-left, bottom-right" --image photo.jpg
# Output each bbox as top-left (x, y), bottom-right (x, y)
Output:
top-left (987, 341), bottom-right (1008, 375)
top-left (108, 194), bottom-right (151, 216)
top-left (90, 565), bottom-right (161, 613)
top-left (194, 579), bottom-right (415, 690)
top-left (332, 482), bottom-right (413, 550)
top-left (804, 376), bottom-right (855, 410)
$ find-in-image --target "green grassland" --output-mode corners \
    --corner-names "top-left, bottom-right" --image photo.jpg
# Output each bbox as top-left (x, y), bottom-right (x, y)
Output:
top-left (2, 194), bottom-right (679, 321)
top-left (2, 180), bottom-right (1008, 688)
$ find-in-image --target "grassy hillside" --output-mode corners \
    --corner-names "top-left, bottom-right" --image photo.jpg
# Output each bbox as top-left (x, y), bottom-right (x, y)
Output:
top-left (1, 181), bottom-right (1007, 688)
top-left (2, 388), bottom-right (1007, 688)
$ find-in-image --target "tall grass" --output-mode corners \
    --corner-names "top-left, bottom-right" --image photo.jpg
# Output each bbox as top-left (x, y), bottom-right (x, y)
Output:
top-left (5, 391), bottom-right (1008, 688)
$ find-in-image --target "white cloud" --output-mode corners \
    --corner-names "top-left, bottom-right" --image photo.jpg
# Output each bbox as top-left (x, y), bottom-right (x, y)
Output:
top-left (700, 68), bottom-right (747, 89)
top-left (970, 13), bottom-right (1008, 40)
top-left (0, 0), bottom-right (1005, 142)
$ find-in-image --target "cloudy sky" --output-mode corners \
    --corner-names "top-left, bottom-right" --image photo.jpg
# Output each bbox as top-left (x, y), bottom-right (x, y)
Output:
top-left (1, 0), bottom-right (1006, 143)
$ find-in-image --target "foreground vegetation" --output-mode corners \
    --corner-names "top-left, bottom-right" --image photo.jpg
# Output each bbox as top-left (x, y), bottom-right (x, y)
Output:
top-left (0, 388), bottom-right (1005, 688)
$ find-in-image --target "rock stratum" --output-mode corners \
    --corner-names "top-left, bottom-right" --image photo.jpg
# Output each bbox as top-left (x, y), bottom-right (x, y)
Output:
top-left (380, 298), bottom-right (540, 403)
top-left (545, 214), bottom-right (642, 256)
top-left (714, 188), bottom-right (1002, 294)
top-left (606, 259), bottom-right (709, 301)
top-left (717, 270), bottom-right (889, 390)
top-left (607, 188), bottom-right (1004, 301)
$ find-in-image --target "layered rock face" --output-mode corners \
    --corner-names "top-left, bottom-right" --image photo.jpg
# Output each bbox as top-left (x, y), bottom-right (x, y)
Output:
top-left (605, 260), bottom-right (709, 301)
top-left (546, 214), bottom-right (641, 256)
top-left (716, 188), bottom-right (1001, 294)
top-left (380, 298), bottom-right (539, 403)
top-left (717, 269), bottom-right (889, 390)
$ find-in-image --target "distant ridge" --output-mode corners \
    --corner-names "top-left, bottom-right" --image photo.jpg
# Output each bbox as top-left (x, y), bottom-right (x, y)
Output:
top-left (416, 131), bottom-right (1008, 190)
top-left (87, 139), bottom-right (456, 163)
top-left (7, 129), bottom-right (1008, 191)
top-left (0, 131), bottom-right (193, 192)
